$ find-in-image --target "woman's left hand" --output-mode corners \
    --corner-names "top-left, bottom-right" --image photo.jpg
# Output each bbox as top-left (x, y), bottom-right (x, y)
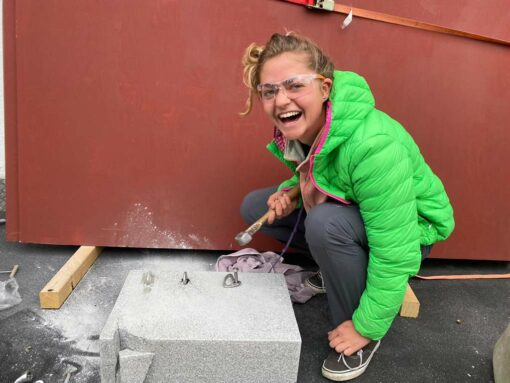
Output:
top-left (328, 320), bottom-right (371, 356)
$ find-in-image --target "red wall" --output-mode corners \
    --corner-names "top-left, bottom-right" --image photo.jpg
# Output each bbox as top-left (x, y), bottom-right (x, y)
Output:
top-left (4, 0), bottom-right (510, 260)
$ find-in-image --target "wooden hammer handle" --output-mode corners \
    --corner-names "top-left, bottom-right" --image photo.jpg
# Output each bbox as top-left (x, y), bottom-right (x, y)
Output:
top-left (10, 265), bottom-right (19, 278)
top-left (236, 185), bottom-right (301, 244)
top-left (253, 185), bottom-right (301, 228)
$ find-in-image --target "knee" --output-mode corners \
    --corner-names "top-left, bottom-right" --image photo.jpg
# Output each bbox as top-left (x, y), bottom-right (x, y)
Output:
top-left (304, 204), bottom-right (352, 247)
top-left (240, 186), bottom-right (277, 225)
top-left (240, 190), bottom-right (264, 225)
top-left (304, 204), bottom-right (332, 245)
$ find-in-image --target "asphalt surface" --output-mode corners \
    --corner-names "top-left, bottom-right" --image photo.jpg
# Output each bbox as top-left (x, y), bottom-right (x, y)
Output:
top-left (0, 223), bottom-right (508, 382)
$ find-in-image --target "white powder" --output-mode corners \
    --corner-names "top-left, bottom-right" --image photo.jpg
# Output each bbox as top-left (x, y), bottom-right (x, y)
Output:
top-left (108, 202), bottom-right (217, 249)
top-left (39, 276), bottom-right (112, 352)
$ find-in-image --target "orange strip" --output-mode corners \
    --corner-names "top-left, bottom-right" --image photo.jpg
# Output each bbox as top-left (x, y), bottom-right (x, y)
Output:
top-left (415, 274), bottom-right (510, 280)
top-left (333, 4), bottom-right (510, 47)
top-left (278, 1), bottom-right (510, 47)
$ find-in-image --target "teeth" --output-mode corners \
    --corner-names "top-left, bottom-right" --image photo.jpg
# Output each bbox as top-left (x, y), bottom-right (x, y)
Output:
top-left (279, 111), bottom-right (301, 119)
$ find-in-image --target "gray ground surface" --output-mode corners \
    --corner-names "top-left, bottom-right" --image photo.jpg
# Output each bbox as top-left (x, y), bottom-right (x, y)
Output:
top-left (0, 223), bottom-right (508, 382)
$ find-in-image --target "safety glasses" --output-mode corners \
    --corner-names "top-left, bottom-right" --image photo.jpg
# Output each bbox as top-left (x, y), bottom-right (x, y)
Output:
top-left (257, 74), bottom-right (325, 102)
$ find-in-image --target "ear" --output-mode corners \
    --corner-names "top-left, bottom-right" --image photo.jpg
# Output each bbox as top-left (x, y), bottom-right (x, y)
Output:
top-left (321, 78), bottom-right (333, 100)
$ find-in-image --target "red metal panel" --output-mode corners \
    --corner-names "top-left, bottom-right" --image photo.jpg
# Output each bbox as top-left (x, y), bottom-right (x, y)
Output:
top-left (4, 0), bottom-right (510, 260)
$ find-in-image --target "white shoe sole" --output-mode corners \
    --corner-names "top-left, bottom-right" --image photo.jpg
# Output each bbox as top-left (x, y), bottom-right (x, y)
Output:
top-left (321, 364), bottom-right (368, 381)
top-left (304, 279), bottom-right (326, 294)
top-left (321, 341), bottom-right (380, 381)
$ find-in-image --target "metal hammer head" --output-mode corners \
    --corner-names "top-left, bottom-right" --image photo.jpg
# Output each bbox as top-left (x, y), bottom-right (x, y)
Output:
top-left (235, 231), bottom-right (252, 246)
top-left (14, 371), bottom-right (33, 383)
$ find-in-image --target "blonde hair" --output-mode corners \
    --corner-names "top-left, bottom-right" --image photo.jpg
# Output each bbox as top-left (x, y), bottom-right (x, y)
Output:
top-left (240, 33), bottom-right (334, 116)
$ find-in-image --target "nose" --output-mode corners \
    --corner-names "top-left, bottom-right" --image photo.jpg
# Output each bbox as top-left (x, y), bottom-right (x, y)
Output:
top-left (274, 86), bottom-right (291, 106)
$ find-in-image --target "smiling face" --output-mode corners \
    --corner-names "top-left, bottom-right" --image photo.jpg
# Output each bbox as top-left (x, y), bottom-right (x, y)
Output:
top-left (259, 52), bottom-right (332, 145)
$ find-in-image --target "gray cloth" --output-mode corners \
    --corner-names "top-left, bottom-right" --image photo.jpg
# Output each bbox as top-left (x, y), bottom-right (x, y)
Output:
top-left (241, 186), bottom-right (431, 327)
top-left (215, 248), bottom-right (317, 304)
top-left (284, 139), bottom-right (307, 162)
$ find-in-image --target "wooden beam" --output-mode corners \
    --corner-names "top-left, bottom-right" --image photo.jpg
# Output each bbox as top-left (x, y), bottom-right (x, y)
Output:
top-left (39, 246), bottom-right (102, 309)
top-left (400, 283), bottom-right (420, 318)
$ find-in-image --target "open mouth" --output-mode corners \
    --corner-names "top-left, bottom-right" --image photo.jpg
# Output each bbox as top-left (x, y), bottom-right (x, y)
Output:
top-left (278, 111), bottom-right (302, 124)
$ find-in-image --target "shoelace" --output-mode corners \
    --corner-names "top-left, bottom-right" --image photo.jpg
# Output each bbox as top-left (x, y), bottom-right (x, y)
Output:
top-left (338, 349), bottom-right (364, 369)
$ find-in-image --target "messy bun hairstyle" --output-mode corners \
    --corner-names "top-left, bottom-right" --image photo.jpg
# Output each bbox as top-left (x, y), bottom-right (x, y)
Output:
top-left (240, 32), bottom-right (335, 116)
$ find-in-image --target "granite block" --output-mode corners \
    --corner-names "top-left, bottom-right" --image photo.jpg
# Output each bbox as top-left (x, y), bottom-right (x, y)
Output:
top-left (119, 349), bottom-right (154, 383)
top-left (100, 270), bottom-right (301, 383)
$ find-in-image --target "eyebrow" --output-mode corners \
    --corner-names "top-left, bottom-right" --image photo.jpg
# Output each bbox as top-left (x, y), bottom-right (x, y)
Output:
top-left (282, 76), bottom-right (300, 83)
top-left (261, 75), bottom-right (303, 87)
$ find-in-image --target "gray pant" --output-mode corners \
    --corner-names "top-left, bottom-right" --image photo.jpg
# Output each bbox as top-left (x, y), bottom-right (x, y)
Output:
top-left (240, 186), bottom-right (431, 327)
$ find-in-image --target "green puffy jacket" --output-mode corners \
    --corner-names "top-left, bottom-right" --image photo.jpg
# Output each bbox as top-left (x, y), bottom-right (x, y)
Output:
top-left (267, 70), bottom-right (454, 340)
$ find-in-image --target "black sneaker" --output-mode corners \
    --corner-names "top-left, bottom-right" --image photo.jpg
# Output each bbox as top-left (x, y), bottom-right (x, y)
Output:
top-left (305, 271), bottom-right (326, 293)
top-left (322, 340), bottom-right (381, 381)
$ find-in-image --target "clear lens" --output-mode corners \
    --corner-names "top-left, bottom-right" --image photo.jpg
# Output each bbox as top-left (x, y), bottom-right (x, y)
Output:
top-left (259, 85), bottom-right (278, 100)
top-left (283, 77), bottom-right (308, 96)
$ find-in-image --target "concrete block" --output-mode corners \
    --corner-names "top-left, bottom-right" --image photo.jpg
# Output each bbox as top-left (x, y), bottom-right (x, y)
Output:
top-left (494, 322), bottom-right (510, 383)
top-left (100, 270), bottom-right (301, 383)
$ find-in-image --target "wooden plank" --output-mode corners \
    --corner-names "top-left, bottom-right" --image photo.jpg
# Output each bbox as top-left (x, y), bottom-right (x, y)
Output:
top-left (400, 284), bottom-right (420, 318)
top-left (39, 246), bottom-right (102, 309)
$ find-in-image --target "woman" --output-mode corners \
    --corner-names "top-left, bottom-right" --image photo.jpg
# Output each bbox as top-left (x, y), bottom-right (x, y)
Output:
top-left (239, 32), bottom-right (454, 381)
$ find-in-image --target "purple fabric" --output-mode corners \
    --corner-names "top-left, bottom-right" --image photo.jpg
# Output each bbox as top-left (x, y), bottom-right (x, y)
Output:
top-left (215, 248), bottom-right (317, 304)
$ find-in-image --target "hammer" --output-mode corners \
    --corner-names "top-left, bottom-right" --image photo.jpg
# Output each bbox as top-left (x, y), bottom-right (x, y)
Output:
top-left (0, 265), bottom-right (18, 278)
top-left (235, 185), bottom-right (300, 246)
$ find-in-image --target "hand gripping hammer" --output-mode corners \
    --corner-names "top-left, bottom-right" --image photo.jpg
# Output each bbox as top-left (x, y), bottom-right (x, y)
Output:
top-left (235, 185), bottom-right (300, 246)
